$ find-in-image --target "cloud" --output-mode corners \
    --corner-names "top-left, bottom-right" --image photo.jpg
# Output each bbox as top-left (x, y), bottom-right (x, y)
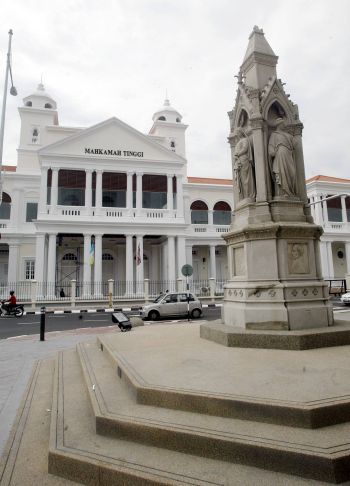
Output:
top-left (0, 0), bottom-right (349, 180)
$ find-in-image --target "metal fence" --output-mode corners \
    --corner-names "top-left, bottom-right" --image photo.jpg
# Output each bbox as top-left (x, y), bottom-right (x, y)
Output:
top-left (0, 279), bottom-right (227, 304)
top-left (325, 279), bottom-right (347, 295)
top-left (1, 278), bottom-right (346, 305)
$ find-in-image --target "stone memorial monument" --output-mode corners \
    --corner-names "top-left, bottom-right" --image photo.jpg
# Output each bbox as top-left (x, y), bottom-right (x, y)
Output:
top-left (222, 26), bottom-right (333, 330)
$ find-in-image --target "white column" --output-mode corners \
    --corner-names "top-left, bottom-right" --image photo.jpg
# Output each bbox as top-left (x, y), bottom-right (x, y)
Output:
top-left (341, 196), bottom-right (347, 223)
top-left (208, 209), bottom-right (214, 226)
top-left (94, 234), bottom-right (102, 295)
top-left (151, 244), bottom-right (159, 281)
top-left (125, 235), bottom-right (133, 282)
top-left (161, 242), bottom-right (169, 280)
top-left (34, 234), bottom-right (46, 283)
top-left (39, 167), bottom-right (48, 213)
top-left (345, 241), bottom-right (350, 293)
top-left (167, 175), bottom-right (173, 211)
top-left (85, 169), bottom-right (92, 213)
top-left (186, 244), bottom-right (193, 268)
top-left (83, 234), bottom-right (92, 296)
top-left (167, 236), bottom-right (176, 287)
top-left (176, 236), bottom-right (186, 278)
top-left (7, 244), bottom-right (20, 283)
top-left (176, 175), bottom-right (184, 217)
top-left (136, 235), bottom-right (144, 294)
top-left (126, 172), bottom-right (133, 214)
top-left (346, 242), bottom-right (350, 275)
top-left (322, 196), bottom-right (329, 224)
top-left (209, 244), bottom-right (216, 279)
top-left (136, 173), bottom-right (143, 216)
top-left (47, 233), bottom-right (57, 297)
top-left (326, 241), bottom-right (334, 279)
top-left (51, 168), bottom-right (59, 211)
top-left (96, 170), bottom-right (103, 213)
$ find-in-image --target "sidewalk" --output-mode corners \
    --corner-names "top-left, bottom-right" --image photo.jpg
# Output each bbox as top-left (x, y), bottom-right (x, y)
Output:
top-left (0, 325), bottom-right (118, 458)
top-left (1, 307), bottom-right (348, 462)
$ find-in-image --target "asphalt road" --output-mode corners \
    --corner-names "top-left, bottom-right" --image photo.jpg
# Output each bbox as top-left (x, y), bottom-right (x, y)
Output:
top-left (0, 307), bottom-right (222, 340)
top-left (0, 298), bottom-right (346, 340)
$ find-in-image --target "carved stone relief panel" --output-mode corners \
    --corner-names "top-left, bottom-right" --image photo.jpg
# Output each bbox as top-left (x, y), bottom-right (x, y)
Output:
top-left (234, 246), bottom-right (246, 276)
top-left (287, 242), bottom-right (309, 274)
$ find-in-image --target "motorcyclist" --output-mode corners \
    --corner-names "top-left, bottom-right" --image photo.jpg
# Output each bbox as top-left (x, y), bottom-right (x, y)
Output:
top-left (3, 290), bottom-right (17, 314)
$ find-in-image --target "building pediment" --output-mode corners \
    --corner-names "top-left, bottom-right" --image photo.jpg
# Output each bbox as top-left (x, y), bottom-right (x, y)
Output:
top-left (39, 117), bottom-right (186, 164)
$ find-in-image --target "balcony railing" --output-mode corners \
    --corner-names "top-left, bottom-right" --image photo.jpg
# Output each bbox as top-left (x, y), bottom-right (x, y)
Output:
top-left (192, 224), bottom-right (230, 234)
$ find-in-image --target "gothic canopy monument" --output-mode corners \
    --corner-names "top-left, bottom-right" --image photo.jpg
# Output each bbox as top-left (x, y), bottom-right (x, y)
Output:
top-left (222, 26), bottom-right (333, 330)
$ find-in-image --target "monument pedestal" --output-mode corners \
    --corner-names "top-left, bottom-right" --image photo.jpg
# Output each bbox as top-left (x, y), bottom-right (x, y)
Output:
top-left (223, 222), bottom-right (333, 330)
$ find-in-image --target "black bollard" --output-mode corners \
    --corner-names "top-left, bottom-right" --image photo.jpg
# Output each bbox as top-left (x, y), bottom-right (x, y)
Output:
top-left (40, 306), bottom-right (46, 341)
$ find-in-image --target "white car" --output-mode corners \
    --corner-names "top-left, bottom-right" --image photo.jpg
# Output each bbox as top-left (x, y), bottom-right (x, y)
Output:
top-left (341, 292), bottom-right (350, 306)
top-left (141, 292), bottom-right (202, 320)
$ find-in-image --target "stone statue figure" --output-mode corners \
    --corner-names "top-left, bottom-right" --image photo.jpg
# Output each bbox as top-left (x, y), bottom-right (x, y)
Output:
top-left (268, 118), bottom-right (297, 197)
top-left (233, 128), bottom-right (256, 201)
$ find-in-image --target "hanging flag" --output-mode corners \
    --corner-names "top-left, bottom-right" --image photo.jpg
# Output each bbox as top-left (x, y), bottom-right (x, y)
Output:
top-left (89, 240), bottom-right (95, 265)
top-left (136, 243), bottom-right (141, 266)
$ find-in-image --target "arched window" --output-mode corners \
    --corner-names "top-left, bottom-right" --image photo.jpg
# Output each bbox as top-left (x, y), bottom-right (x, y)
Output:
top-left (190, 200), bottom-right (208, 224)
top-left (44, 103), bottom-right (52, 109)
top-left (213, 201), bottom-right (231, 225)
top-left (32, 127), bottom-right (39, 143)
top-left (25, 101), bottom-right (32, 107)
top-left (0, 192), bottom-right (11, 219)
top-left (267, 101), bottom-right (286, 122)
top-left (62, 253), bottom-right (77, 261)
top-left (102, 253), bottom-right (114, 261)
top-left (158, 116), bottom-right (166, 121)
top-left (238, 110), bottom-right (248, 127)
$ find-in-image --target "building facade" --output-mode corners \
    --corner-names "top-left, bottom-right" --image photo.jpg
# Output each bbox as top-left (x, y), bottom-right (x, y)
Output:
top-left (0, 85), bottom-right (232, 299)
top-left (0, 84), bottom-right (349, 300)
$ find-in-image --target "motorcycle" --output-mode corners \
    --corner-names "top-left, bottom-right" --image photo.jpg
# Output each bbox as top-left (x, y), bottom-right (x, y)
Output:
top-left (0, 300), bottom-right (24, 317)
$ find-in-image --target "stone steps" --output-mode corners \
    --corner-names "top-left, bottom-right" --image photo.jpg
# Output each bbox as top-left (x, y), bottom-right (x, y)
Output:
top-left (68, 340), bottom-right (350, 483)
top-left (4, 323), bottom-right (350, 485)
top-left (49, 348), bottom-right (322, 485)
top-left (97, 333), bottom-right (350, 429)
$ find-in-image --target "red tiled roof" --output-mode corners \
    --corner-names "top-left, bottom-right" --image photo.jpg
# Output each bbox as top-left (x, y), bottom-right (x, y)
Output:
top-left (188, 177), bottom-right (233, 185)
top-left (1, 165), bottom-right (16, 172)
top-left (306, 175), bottom-right (350, 184)
top-left (188, 174), bottom-right (350, 186)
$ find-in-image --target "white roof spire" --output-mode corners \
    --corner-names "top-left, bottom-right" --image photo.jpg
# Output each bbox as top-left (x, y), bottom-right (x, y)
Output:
top-left (164, 88), bottom-right (170, 106)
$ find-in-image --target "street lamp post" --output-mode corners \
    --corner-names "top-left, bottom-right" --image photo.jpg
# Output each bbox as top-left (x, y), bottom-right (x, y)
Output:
top-left (0, 29), bottom-right (17, 205)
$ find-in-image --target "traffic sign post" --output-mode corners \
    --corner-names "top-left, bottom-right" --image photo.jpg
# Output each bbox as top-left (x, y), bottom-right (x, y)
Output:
top-left (181, 265), bottom-right (193, 322)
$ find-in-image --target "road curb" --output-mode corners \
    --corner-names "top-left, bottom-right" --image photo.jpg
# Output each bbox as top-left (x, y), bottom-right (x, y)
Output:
top-left (23, 303), bottom-right (221, 316)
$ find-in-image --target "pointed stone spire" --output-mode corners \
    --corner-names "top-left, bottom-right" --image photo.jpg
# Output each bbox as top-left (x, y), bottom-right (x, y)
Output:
top-left (241, 26), bottom-right (278, 90)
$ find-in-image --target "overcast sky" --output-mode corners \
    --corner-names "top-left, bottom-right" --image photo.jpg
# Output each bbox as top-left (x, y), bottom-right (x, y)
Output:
top-left (0, 0), bottom-right (349, 180)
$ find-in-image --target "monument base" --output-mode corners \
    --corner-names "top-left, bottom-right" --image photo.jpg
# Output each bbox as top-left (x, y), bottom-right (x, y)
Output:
top-left (223, 222), bottom-right (333, 330)
top-left (201, 319), bottom-right (349, 350)
top-left (222, 280), bottom-right (333, 330)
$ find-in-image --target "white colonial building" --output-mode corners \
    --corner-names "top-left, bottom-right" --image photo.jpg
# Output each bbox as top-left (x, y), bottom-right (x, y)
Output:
top-left (307, 175), bottom-right (350, 284)
top-left (0, 84), bottom-right (349, 301)
top-left (0, 84), bottom-right (233, 300)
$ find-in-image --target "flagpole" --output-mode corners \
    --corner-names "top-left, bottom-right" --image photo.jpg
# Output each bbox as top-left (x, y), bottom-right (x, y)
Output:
top-left (0, 29), bottom-right (17, 205)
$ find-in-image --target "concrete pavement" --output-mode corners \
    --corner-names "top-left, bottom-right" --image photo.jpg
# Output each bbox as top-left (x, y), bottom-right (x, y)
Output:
top-left (1, 307), bottom-right (350, 484)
